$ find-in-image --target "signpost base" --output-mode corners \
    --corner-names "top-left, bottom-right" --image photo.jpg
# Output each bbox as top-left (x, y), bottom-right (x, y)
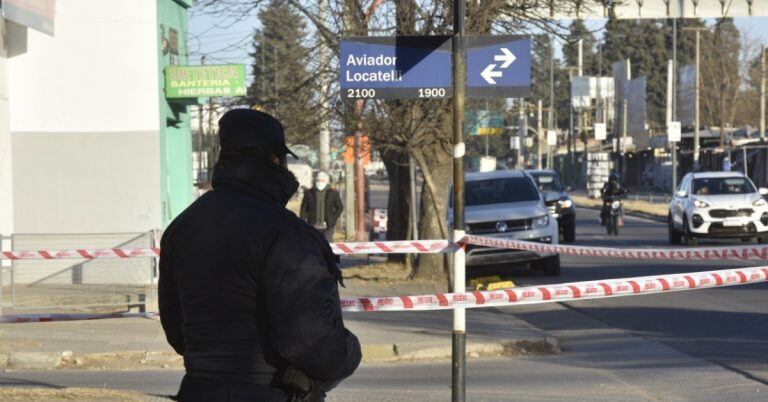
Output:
top-left (452, 330), bottom-right (466, 402)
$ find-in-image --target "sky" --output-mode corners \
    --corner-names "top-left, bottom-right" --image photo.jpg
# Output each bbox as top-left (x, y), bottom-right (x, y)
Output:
top-left (187, 10), bottom-right (768, 80)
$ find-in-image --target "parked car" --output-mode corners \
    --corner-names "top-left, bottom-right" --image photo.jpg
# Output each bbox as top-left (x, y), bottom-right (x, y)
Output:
top-left (527, 169), bottom-right (576, 242)
top-left (668, 171), bottom-right (768, 246)
top-left (449, 170), bottom-right (560, 275)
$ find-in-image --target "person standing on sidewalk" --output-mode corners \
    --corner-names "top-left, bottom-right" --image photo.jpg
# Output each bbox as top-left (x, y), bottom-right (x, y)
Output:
top-left (300, 171), bottom-right (343, 242)
top-left (159, 109), bottom-right (361, 402)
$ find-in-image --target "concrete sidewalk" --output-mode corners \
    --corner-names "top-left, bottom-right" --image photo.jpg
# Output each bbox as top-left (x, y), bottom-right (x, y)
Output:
top-left (570, 192), bottom-right (667, 220)
top-left (0, 284), bottom-right (556, 370)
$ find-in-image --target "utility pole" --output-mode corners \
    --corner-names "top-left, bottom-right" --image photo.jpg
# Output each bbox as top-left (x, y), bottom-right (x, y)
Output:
top-left (274, 44), bottom-right (279, 118)
top-left (519, 99), bottom-right (526, 169)
top-left (409, 155), bottom-right (418, 240)
top-left (668, 59), bottom-right (677, 194)
top-left (318, 0), bottom-right (331, 172)
top-left (537, 100), bottom-right (543, 169)
top-left (761, 45), bottom-right (766, 185)
top-left (682, 27), bottom-right (705, 171)
top-left (198, 56), bottom-right (206, 184)
top-left (353, 101), bottom-right (366, 241)
top-left (451, 0), bottom-right (467, 400)
top-left (548, 36), bottom-right (555, 169)
top-left (622, 98), bottom-right (628, 179)
top-left (761, 45), bottom-right (765, 142)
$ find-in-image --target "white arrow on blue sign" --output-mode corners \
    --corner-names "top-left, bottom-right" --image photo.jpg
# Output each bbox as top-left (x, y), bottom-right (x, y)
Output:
top-left (467, 35), bottom-right (531, 98)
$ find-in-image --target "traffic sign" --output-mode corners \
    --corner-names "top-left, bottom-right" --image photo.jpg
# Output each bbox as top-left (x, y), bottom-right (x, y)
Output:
top-left (465, 111), bottom-right (504, 136)
top-left (340, 36), bottom-right (452, 99)
top-left (466, 36), bottom-right (531, 98)
top-left (594, 123), bottom-right (607, 140)
top-left (546, 130), bottom-right (557, 146)
top-left (668, 121), bottom-right (681, 142)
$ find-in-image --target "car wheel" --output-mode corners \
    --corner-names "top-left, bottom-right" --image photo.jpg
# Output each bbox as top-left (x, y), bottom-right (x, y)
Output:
top-left (668, 215), bottom-right (682, 244)
top-left (683, 217), bottom-right (698, 247)
top-left (563, 224), bottom-right (576, 243)
top-left (741, 237), bottom-right (754, 243)
top-left (532, 255), bottom-right (560, 276)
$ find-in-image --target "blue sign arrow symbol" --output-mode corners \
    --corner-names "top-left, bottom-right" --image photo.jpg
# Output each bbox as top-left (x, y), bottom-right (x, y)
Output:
top-left (494, 48), bottom-right (516, 69)
top-left (481, 64), bottom-right (502, 85)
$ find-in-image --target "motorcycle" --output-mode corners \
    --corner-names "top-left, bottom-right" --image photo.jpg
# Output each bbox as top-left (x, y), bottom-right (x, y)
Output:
top-left (604, 199), bottom-right (623, 235)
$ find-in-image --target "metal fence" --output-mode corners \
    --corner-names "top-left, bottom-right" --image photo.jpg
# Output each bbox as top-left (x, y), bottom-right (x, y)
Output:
top-left (0, 231), bottom-right (158, 315)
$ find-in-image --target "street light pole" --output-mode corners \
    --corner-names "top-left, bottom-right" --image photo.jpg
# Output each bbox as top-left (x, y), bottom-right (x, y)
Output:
top-left (451, 0), bottom-right (467, 401)
top-left (537, 100), bottom-right (543, 169)
top-left (694, 28), bottom-right (701, 171)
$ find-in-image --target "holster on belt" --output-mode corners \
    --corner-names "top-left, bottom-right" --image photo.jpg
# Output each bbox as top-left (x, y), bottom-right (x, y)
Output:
top-left (282, 366), bottom-right (322, 402)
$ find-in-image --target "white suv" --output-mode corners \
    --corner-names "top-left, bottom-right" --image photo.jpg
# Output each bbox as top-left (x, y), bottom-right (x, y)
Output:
top-left (668, 171), bottom-right (768, 246)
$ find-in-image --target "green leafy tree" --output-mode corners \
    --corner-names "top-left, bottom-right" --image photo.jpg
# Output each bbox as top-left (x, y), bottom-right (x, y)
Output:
top-left (248, 0), bottom-right (320, 146)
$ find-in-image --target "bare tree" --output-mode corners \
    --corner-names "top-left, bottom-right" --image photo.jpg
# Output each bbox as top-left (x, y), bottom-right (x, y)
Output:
top-left (195, 0), bottom-right (605, 284)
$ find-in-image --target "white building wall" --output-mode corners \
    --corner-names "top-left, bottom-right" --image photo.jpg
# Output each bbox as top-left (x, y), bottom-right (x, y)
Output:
top-left (0, 18), bottom-right (11, 232)
top-left (7, 0), bottom-right (162, 234)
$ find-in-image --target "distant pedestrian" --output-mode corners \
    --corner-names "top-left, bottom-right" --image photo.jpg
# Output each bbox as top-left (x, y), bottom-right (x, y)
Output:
top-left (159, 109), bottom-right (360, 402)
top-left (723, 156), bottom-right (732, 172)
top-left (300, 171), bottom-right (343, 242)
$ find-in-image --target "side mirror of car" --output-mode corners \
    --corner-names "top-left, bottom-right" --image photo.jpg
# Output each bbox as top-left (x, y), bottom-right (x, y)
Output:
top-left (759, 188), bottom-right (768, 196)
top-left (675, 190), bottom-right (687, 198)
top-left (566, 186), bottom-right (574, 192)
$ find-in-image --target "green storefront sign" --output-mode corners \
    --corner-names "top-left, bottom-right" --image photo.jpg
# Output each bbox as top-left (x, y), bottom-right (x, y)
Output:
top-left (165, 64), bottom-right (247, 98)
top-left (465, 110), bottom-right (504, 136)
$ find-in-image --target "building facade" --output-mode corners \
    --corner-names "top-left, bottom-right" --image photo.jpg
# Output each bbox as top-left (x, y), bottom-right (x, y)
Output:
top-left (0, 0), bottom-right (194, 240)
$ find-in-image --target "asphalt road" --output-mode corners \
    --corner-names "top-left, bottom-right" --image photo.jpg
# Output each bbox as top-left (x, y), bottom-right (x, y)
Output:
top-left (507, 207), bottom-right (768, 385)
top-left (1, 207), bottom-right (767, 400)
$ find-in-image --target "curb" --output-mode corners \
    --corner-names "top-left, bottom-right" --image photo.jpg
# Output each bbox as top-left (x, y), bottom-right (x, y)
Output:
top-left (0, 337), bottom-right (561, 370)
top-left (573, 202), bottom-right (666, 223)
top-left (362, 336), bottom-right (560, 363)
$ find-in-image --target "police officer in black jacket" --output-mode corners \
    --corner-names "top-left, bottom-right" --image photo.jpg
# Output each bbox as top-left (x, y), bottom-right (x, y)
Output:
top-left (159, 109), bottom-right (361, 401)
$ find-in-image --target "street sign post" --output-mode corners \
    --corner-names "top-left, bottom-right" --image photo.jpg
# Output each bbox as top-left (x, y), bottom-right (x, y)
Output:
top-left (338, 27), bottom-right (531, 402)
top-left (340, 36), bottom-right (453, 99)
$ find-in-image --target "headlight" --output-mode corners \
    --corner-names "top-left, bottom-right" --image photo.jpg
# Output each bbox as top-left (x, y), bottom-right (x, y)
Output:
top-left (693, 199), bottom-right (710, 208)
top-left (754, 198), bottom-right (767, 207)
top-left (558, 199), bottom-right (573, 209)
top-left (532, 215), bottom-right (549, 229)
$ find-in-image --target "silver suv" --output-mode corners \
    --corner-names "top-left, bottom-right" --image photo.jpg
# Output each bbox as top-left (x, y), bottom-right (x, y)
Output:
top-left (449, 170), bottom-right (560, 275)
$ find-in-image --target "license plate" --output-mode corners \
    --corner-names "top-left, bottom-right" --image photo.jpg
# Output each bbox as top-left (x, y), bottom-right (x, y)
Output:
top-left (723, 219), bottom-right (742, 227)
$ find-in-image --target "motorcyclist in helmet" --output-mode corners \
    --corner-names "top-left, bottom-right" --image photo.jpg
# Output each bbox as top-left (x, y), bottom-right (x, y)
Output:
top-left (600, 173), bottom-right (627, 225)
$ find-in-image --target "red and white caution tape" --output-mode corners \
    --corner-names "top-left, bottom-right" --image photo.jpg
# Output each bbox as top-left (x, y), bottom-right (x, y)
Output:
top-left (330, 240), bottom-right (453, 255)
top-left (0, 248), bottom-right (161, 260)
top-left (339, 266), bottom-right (768, 312)
top-left (2, 267), bottom-right (765, 323)
top-left (7, 235), bottom-right (768, 261)
top-left (0, 312), bottom-right (157, 324)
top-left (464, 235), bottom-right (768, 261)
top-left (0, 240), bottom-right (453, 260)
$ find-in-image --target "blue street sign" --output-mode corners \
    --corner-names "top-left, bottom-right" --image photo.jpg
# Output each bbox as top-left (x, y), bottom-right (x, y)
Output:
top-left (338, 35), bottom-right (530, 99)
top-left (340, 36), bottom-right (452, 99)
top-left (466, 36), bottom-right (531, 98)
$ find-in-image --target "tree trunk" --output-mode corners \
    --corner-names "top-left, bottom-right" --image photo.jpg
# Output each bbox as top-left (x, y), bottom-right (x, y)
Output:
top-left (411, 143), bottom-right (452, 282)
top-left (381, 148), bottom-right (410, 263)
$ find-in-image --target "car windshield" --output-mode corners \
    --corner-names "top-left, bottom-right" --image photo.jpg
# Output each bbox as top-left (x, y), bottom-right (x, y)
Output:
top-left (465, 177), bottom-right (539, 206)
top-left (531, 173), bottom-right (564, 192)
top-left (692, 177), bottom-right (755, 195)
